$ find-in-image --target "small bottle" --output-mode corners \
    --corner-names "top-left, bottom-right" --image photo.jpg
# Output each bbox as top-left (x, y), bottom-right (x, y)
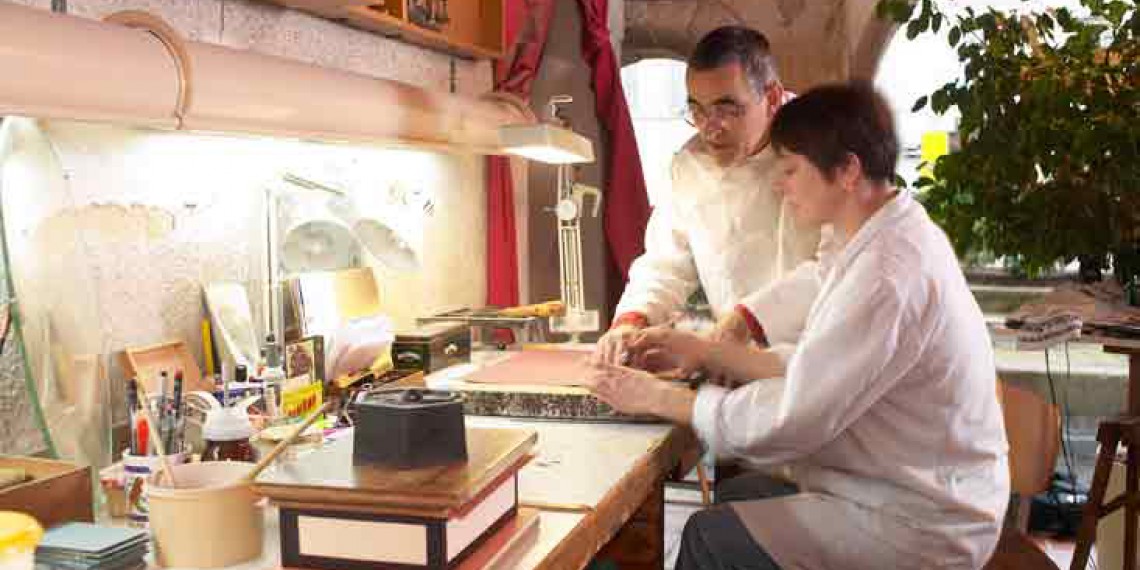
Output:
top-left (261, 334), bottom-right (286, 419)
top-left (201, 405), bottom-right (257, 463)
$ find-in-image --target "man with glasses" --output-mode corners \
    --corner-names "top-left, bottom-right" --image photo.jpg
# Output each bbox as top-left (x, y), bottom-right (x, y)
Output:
top-left (595, 26), bottom-right (825, 371)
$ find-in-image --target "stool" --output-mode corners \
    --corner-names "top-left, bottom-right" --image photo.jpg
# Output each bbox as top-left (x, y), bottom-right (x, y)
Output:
top-left (1071, 416), bottom-right (1140, 570)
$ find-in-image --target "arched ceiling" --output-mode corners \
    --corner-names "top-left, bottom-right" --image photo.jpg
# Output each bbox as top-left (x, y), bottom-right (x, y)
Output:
top-left (623, 0), bottom-right (897, 92)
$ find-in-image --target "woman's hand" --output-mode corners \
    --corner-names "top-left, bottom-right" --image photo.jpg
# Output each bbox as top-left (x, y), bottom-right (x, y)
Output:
top-left (625, 327), bottom-right (711, 377)
top-left (586, 362), bottom-right (696, 423)
top-left (708, 308), bottom-right (753, 345)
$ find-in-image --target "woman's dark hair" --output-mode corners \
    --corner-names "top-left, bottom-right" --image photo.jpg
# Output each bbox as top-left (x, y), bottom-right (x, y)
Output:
top-left (688, 26), bottom-right (779, 95)
top-left (769, 82), bottom-right (899, 184)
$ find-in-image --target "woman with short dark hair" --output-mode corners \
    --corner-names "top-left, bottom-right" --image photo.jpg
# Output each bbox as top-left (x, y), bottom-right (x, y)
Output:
top-left (588, 82), bottom-right (1009, 570)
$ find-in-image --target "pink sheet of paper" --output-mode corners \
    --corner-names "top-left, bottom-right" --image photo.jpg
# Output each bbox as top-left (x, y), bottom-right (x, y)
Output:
top-left (464, 350), bottom-right (594, 386)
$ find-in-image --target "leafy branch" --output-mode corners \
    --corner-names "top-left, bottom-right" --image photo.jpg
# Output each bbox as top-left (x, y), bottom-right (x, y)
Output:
top-left (876, 0), bottom-right (1139, 278)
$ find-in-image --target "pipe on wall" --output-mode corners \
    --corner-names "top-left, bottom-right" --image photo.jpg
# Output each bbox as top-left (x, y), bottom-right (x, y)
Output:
top-left (0, 2), bottom-right (531, 152)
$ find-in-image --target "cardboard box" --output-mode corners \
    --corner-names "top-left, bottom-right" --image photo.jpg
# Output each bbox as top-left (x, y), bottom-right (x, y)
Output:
top-left (0, 455), bottom-right (93, 528)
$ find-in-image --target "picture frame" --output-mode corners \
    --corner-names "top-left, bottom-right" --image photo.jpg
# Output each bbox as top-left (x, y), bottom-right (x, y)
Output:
top-left (285, 335), bottom-right (325, 384)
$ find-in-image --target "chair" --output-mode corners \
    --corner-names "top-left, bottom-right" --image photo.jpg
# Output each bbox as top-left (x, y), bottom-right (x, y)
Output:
top-left (983, 379), bottom-right (1062, 570)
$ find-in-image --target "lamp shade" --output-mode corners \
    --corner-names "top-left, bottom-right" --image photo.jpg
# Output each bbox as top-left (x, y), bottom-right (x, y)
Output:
top-left (281, 219), bottom-right (361, 273)
top-left (352, 219), bottom-right (420, 272)
top-left (499, 123), bottom-right (595, 164)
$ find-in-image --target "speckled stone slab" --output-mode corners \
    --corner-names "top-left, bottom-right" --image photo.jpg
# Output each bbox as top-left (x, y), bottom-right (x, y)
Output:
top-left (453, 382), bottom-right (659, 423)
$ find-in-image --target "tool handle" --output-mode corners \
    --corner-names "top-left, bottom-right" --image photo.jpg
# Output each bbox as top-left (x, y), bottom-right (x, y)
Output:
top-left (244, 401), bottom-right (333, 483)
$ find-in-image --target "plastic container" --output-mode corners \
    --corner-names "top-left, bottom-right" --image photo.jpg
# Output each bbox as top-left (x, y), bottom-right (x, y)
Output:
top-left (121, 451), bottom-right (188, 528)
top-left (0, 512), bottom-right (42, 570)
top-left (201, 400), bottom-right (258, 463)
top-left (147, 462), bottom-right (263, 568)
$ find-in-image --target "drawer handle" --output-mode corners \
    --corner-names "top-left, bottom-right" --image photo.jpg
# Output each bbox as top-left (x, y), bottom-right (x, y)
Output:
top-left (444, 343), bottom-right (459, 356)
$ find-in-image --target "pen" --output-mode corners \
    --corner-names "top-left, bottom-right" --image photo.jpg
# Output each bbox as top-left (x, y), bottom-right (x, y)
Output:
top-left (158, 371), bottom-right (169, 454)
top-left (170, 370), bottom-right (184, 452)
top-left (126, 378), bottom-right (138, 455)
top-left (136, 414), bottom-right (149, 456)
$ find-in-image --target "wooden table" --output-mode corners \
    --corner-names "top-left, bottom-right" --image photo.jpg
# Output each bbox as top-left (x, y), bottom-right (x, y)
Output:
top-left (182, 417), bottom-right (694, 570)
top-left (1093, 335), bottom-right (1140, 415)
top-left (1070, 335), bottom-right (1140, 570)
top-left (467, 417), bottom-right (695, 570)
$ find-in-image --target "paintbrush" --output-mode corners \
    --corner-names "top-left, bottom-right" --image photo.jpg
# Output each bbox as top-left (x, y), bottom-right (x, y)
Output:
top-left (133, 381), bottom-right (179, 488)
top-left (243, 401), bottom-right (333, 484)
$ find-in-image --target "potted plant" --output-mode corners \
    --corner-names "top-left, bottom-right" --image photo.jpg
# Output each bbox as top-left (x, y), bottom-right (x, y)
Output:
top-left (875, 0), bottom-right (1138, 285)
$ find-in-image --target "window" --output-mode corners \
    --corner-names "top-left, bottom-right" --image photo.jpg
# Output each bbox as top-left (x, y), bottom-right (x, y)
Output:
top-left (621, 59), bottom-right (696, 207)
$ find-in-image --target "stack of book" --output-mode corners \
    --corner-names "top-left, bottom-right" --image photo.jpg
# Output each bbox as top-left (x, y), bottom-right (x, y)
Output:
top-left (254, 427), bottom-right (537, 570)
top-left (35, 523), bottom-right (148, 570)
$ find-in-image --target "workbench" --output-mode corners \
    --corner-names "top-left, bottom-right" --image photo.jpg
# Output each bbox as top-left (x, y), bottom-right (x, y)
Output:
top-left (158, 411), bottom-right (695, 570)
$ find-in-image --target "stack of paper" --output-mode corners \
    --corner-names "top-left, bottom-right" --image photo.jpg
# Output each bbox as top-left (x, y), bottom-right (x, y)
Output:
top-left (34, 523), bottom-right (148, 570)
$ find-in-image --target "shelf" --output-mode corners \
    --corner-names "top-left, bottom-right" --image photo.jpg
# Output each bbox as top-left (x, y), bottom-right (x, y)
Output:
top-left (262, 0), bottom-right (504, 60)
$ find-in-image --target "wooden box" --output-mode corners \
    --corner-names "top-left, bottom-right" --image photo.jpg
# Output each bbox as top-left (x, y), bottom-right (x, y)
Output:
top-left (0, 456), bottom-right (93, 528)
top-left (394, 322), bottom-right (471, 373)
top-left (255, 427), bottom-right (535, 569)
top-left (119, 340), bottom-right (211, 394)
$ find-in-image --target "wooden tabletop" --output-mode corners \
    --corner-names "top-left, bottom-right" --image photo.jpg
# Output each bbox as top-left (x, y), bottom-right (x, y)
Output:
top-left (188, 417), bottom-right (691, 570)
top-left (253, 427), bottom-right (536, 517)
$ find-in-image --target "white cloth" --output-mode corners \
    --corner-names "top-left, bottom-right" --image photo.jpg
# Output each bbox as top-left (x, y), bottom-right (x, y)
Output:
top-left (692, 193), bottom-right (1010, 569)
top-left (615, 138), bottom-right (821, 327)
top-left (739, 224), bottom-right (839, 347)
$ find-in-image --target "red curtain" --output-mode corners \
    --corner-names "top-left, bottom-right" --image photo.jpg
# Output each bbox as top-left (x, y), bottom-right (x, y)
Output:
top-left (486, 0), bottom-right (556, 309)
top-left (575, 0), bottom-right (650, 281)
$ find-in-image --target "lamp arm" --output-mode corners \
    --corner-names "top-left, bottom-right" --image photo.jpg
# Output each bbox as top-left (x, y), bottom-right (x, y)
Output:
top-left (572, 183), bottom-right (602, 218)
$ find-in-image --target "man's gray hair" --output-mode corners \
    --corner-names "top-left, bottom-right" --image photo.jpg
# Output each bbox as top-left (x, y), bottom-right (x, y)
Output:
top-left (688, 26), bottom-right (780, 95)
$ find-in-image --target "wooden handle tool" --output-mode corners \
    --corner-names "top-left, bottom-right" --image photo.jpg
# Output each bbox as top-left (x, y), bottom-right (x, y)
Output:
top-left (243, 401), bottom-right (333, 483)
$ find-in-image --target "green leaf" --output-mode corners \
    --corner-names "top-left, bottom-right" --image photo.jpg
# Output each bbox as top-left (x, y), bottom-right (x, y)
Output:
top-left (931, 90), bottom-right (949, 114)
top-left (1056, 8), bottom-right (1075, 31)
top-left (932, 13), bottom-right (943, 33)
top-left (875, 0), bottom-right (890, 19)
top-left (907, 19), bottom-right (923, 39)
top-left (890, 0), bottom-right (915, 23)
top-left (948, 26), bottom-right (962, 46)
top-left (911, 96), bottom-right (928, 112)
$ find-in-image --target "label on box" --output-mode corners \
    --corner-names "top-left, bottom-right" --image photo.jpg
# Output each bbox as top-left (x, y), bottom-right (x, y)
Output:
top-left (281, 379), bottom-right (323, 420)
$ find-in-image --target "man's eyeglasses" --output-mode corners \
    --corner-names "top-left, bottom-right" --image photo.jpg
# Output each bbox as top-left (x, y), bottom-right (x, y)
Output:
top-left (684, 101), bottom-right (748, 126)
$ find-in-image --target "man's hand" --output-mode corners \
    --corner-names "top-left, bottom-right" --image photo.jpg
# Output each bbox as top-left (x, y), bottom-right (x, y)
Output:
top-left (708, 308), bottom-right (752, 345)
top-left (627, 327), bottom-right (710, 378)
top-left (592, 324), bottom-right (643, 366)
top-left (586, 362), bottom-right (696, 423)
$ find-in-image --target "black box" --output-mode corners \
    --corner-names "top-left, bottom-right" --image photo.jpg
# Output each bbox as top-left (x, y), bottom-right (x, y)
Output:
top-left (353, 388), bottom-right (467, 468)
